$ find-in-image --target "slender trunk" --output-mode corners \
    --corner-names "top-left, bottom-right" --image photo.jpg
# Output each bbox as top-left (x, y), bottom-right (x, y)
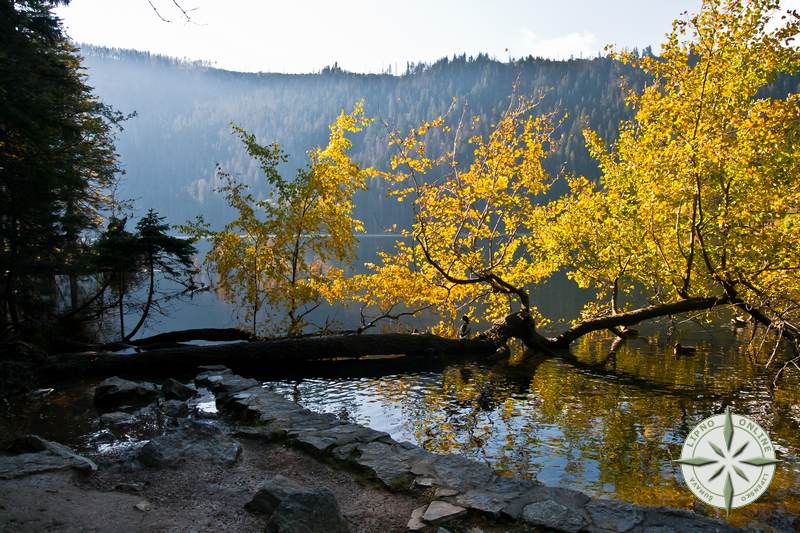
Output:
top-left (611, 278), bottom-right (619, 315)
top-left (125, 253), bottom-right (155, 341)
top-left (118, 270), bottom-right (125, 341)
top-left (252, 240), bottom-right (259, 336)
top-left (69, 273), bottom-right (79, 311)
top-left (288, 235), bottom-right (301, 336)
top-left (5, 216), bottom-right (19, 325)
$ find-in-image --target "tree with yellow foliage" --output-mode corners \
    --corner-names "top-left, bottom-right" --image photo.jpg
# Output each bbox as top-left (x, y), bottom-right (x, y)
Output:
top-left (342, 0), bottom-right (800, 358)
top-left (330, 94), bottom-right (562, 347)
top-left (184, 103), bottom-right (372, 336)
top-left (556, 0), bottom-right (800, 351)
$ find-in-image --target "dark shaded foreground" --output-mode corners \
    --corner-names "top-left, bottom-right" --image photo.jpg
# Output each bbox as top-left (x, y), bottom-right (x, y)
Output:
top-left (0, 437), bottom-right (427, 533)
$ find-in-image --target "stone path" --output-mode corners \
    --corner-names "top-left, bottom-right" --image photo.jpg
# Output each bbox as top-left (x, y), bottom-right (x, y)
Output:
top-left (197, 367), bottom-right (740, 532)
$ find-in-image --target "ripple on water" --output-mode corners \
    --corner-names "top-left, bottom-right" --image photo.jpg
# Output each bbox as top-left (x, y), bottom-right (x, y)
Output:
top-left (262, 331), bottom-right (800, 528)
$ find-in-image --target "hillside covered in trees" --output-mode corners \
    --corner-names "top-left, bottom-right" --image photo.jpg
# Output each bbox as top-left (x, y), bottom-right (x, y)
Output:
top-left (79, 45), bottom-right (649, 231)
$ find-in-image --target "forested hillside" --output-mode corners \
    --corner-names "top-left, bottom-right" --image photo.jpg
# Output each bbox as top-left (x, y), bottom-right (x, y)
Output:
top-left (77, 46), bottom-right (645, 231)
top-left (79, 45), bottom-right (798, 232)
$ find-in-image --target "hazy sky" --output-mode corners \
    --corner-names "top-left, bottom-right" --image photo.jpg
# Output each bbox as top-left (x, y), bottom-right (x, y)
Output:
top-left (55, 1), bottom-right (794, 74)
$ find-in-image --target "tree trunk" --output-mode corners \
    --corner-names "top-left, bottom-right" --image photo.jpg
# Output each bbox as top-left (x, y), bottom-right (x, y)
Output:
top-left (130, 327), bottom-right (255, 346)
top-left (125, 254), bottom-right (154, 341)
top-left (118, 270), bottom-right (125, 341)
top-left (40, 333), bottom-right (498, 379)
top-left (550, 296), bottom-right (728, 349)
top-left (69, 273), bottom-right (79, 312)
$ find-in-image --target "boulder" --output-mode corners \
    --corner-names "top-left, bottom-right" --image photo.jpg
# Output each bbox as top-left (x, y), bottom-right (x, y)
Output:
top-left (94, 376), bottom-right (159, 409)
top-left (246, 474), bottom-right (348, 533)
top-left (585, 500), bottom-right (644, 532)
top-left (99, 411), bottom-right (137, 428)
top-left (162, 399), bottom-right (189, 418)
top-left (407, 505), bottom-right (427, 531)
top-left (0, 435), bottom-right (97, 479)
top-left (137, 419), bottom-right (241, 468)
top-left (422, 501), bottom-right (467, 524)
top-left (162, 378), bottom-right (197, 401)
top-left (522, 499), bottom-right (585, 533)
top-left (352, 440), bottom-right (428, 490)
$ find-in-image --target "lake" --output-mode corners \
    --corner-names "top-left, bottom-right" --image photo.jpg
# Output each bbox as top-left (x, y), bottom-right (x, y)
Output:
top-left (10, 236), bottom-right (800, 529)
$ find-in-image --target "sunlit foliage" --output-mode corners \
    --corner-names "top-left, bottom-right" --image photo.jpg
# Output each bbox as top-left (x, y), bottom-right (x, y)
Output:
top-left (184, 103), bottom-right (372, 335)
top-left (561, 0), bottom-right (800, 329)
top-left (332, 95), bottom-right (561, 334)
top-left (339, 0), bottom-right (800, 350)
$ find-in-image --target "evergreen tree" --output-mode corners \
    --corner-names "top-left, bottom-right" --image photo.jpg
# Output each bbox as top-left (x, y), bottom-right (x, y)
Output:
top-left (0, 0), bottom-right (124, 328)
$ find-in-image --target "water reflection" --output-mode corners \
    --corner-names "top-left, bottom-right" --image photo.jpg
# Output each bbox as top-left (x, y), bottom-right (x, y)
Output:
top-left (265, 325), bottom-right (800, 528)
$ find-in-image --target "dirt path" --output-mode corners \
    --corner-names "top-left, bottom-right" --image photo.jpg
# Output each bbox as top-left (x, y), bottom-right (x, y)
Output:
top-left (0, 436), bottom-right (425, 533)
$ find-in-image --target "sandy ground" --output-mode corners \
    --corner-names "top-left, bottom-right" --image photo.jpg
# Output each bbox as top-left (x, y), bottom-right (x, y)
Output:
top-left (0, 436), bottom-right (427, 533)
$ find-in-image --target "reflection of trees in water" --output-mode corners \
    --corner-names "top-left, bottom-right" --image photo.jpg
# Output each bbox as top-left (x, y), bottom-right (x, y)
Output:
top-left (364, 333), bottom-right (800, 524)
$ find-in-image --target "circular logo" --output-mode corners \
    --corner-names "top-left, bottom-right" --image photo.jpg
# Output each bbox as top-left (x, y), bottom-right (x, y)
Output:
top-left (676, 408), bottom-right (780, 512)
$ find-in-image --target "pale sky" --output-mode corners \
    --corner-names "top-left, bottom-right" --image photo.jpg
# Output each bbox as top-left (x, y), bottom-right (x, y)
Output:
top-left (54, 1), bottom-right (797, 74)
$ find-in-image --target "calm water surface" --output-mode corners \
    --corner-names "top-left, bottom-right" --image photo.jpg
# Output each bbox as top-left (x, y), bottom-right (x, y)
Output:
top-left (262, 325), bottom-right (800, 528)
top-left (5, 236), bottom-right (800, 529)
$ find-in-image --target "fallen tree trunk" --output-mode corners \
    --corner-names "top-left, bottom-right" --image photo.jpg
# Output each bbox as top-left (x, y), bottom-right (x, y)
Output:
top-left (129, 328), bottom-right (255, 346)
top-left (550, 296), bottom-right (729, 349)
top-left (40, 333), bottom-right (498, 379)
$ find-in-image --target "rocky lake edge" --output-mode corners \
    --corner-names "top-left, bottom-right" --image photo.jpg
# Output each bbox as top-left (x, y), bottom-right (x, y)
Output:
top-left (0, 367), bottom-right (745, 532)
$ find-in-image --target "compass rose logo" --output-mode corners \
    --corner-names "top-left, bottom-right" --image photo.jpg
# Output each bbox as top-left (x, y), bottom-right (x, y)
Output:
top-left (676, 407), bottom-right (780, 513)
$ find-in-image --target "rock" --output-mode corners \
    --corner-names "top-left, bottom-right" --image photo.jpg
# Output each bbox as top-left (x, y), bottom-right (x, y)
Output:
top-left (162, 399), bottom-right (189, 418)
top-left (134, 501), bottom-right (151, 512)
top-left (233, 424), bottom-right (286, 442)
top-left (137, 419), bottom-right (241, 468)
top-left (585, 500), bottom-right (644, 532)
top-left (201, 369), bottom-right (746, 533)
top-left (0, 435), bottom-right (97, 479)
top-left (434, 487), bottom-right (459, 498)
top-left (422, 501), bottom-right (467, 524)
top-left (114, 482), bottom-right (145, 493)
top-left (162, 378), bottom-right (197, 401)
top-left (638, 507), bottom-right (737, 533)
top-left (94, 376), bottom-right (159, 410)
top-left (521, 499), bottom-right (585, 533)
top-left (291, 423), bottom-right (389, 456)
top-left (193, 406), bottom-right (219, 419)
top-left (99, 411), bottom-right (137, 428)
top-left (407, 505), bottom-right (427, 531)
top-left (502, 485), bottom-right (590, 520)
top-left (197, 364), bottom-right (230, 372)
top-left (454, 477), bottom-right (531, 516)
top-left (246, 474), bottom-right (348, 533)
top-left (195, 371), bottom-right (258, 397)
top-left (411, 453), bottom-right (494, 492)
top-left (353, 440), bottom-right (426, 490)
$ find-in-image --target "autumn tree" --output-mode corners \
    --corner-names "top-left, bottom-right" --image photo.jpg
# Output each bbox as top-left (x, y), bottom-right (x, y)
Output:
top-left (552, 0), bottom-right (800, 350)
top-left (342, 0), bottom-right (800, 358)
top-left (328, 94), bottom-right (562, 347)
top-left (185, 103), bottom-right (372, 336)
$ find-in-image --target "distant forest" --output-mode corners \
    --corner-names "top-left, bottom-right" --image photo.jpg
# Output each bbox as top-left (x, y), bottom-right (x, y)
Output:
top-left (79, 45), bottom-right (800, 232)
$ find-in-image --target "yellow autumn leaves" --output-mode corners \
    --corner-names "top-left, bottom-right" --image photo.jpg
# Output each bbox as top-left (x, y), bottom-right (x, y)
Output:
top-left (197, 0), bottom-right (800, 340)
